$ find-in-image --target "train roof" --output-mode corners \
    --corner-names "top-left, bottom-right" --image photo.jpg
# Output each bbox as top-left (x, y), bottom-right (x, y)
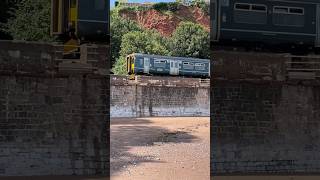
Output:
top-left (130, 53), bottom-right (210, 62)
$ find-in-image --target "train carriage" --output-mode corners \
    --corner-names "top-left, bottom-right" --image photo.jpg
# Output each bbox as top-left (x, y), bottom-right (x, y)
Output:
top-left (211, 0), bottom-right (320, 52)
top-left (127, 53), bottom-right (210, 78)
top-left (51, 0), bottom-right (109, 42)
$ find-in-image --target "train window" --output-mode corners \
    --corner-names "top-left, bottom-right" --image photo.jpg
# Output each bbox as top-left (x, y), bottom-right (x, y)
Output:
top-left (235, 3), bottom-right (250, 11)
top-left (183, 62), bottom-right (190, 65)
top-left (195, 63), bottom-right (204, 66)
top-left (273, 6), bottom-right (289, 14)
top-left (274, 6), bottom-right (304, 15)
top-left (273, 6), bottom-right (305, 27)
top-left (234, 3), bottom-right (267, 24)
top-left (289, 8), bottom-right (304, 15)
top-left (155, 60), bottom-right (166, 63)
top-left (252, 5), bottom-right (267, 12)
top-left (234, 3), bottom-right (266, 12)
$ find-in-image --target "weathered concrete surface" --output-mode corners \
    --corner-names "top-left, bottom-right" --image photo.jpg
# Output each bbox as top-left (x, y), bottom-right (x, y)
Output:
top-left (211, 50), bottom-right (320, 175)
top-left (110, 75), bottom-right (210, 117)
top-left (0, 41), bottom-right (109, 176)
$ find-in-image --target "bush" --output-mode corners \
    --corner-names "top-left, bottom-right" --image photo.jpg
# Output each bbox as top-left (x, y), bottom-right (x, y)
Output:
top-left (153, 2), bottom-right (179, 12)
top-left (168, 2), bottom-right (179, 12)
top-left (191, 0), bottom-right (209, 15)
top-left (111, 9), bottom-right (143, 65)
top-left (119, 6), bottom-right (150, 12)
top-left (169, 21), bottom-right (209, 59)
top-left (153, 2), bottom-right (169, 11)
top-left (2, 0), bottom-right (53, 41)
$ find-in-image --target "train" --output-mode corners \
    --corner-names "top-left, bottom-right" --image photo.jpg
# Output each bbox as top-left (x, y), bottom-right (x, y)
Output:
top-left (51, 0), bottom-right (109, 54)
top-left (126, 53), bottom-right (210, 78)
top-left (211, 0), bottom-right (320, 53)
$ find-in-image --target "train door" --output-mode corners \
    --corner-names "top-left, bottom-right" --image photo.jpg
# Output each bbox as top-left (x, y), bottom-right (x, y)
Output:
top-left (170, 60), bottom-right (179, 75)
top-left (77, 0), bottom-right (109, 41)
top-left (211, 0), bottom-right (220, 41)
top-left (143, 57), bottom-right (150, 74)
top-left (316, 4), bottom-right (320, 47)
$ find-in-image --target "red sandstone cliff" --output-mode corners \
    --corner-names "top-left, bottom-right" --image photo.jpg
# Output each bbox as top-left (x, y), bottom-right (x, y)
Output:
top-left (119, 5), bottom-right (209, 37)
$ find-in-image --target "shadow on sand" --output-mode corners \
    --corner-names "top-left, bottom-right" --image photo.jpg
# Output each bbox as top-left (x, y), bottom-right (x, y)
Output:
top-left (110, 117), bottom-right (199, 175)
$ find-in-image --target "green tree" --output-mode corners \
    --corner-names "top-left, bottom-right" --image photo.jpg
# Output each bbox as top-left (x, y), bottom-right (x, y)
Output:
top-left (169, 21), bottom-right (209, 58)
top-left (113, 30), bottom-right (170, 75)
top-left (191, 0), bottom-right (209, 14)
top-left (111, 9), bottom-right (143, 65)
top-left (3, 0), bottom-right (52, 41)
top-left (0, 0), bottom-right (20, 39)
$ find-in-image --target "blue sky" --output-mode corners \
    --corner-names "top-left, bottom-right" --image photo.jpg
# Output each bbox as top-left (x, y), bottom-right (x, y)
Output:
top-left (110, 0), bottom-right (176, 8)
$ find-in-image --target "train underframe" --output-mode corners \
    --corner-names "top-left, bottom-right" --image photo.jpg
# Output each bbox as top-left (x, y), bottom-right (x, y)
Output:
top-left (211, 40), bottom-right (319, 55)
top-left (131, 72), bottom-right (210, 79)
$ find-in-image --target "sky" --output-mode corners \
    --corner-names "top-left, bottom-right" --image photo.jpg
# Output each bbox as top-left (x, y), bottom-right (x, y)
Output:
top-left (110, 0), bottom-right (176, 8)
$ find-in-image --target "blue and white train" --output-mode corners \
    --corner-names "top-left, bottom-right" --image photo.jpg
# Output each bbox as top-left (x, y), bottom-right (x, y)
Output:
top-left (126, 53), bottom-right (210, 78)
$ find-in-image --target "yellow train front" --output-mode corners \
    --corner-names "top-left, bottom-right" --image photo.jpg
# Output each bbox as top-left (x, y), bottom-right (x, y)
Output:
top-left (51, 0), bottom-right (109, 43)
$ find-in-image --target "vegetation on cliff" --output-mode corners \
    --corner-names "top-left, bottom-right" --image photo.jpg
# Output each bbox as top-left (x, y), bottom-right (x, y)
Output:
top-left (112, 0), bottom-right (210, 75)
top-left (1, 0), bottom-right (52, 41)
top-left (0, 0), bottom-right (210, 75)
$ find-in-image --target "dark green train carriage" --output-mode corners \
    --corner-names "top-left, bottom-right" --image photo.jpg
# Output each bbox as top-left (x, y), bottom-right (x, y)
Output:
top-left (51, 0), bottom-right (109, 42)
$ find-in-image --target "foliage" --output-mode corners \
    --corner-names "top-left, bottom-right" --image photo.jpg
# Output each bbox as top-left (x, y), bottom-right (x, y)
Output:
top-left (153, 2), bottom-right (179, 12)
top-left (169, 21), bottom-right (209, 59)
top-left (118, 5), bottom-right (151, 12)
top-left (0, 0), bottom-right (20, 39)
top-left (0, 1), bottom-right (11, 39)
top-left (113, 30), bottom-right (170, 75)
top-left (168, 2), bottom-right (180, 12)
top-left (111, 9), bottom-right (143, 65)
top-left (2, 0), bottom-right (53, 41)
top-left (191, 0), bottom-right (209, 14)
top-left (153, 2), bottom-right (168, 11)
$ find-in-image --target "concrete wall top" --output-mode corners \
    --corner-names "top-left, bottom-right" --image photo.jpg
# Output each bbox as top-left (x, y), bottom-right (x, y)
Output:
top-left (0, 40), bottom-right (109, 76)
top-left (212, 50), bottom-right (290, 81)
top-left (111, 75), bottom-right (210, 87)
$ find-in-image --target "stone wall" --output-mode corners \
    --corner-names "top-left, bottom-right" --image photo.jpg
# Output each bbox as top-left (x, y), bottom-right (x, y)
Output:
top-left (0, 41), bottom-right (109, 176)
top-left (211, 50), bottom-right (320, 174)
top-left (110, 75), bottom-right (210, 117)
top-left (212, 80), bottom-right (320, 174)
top-left (212, 50), bottom-right (289, 81)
